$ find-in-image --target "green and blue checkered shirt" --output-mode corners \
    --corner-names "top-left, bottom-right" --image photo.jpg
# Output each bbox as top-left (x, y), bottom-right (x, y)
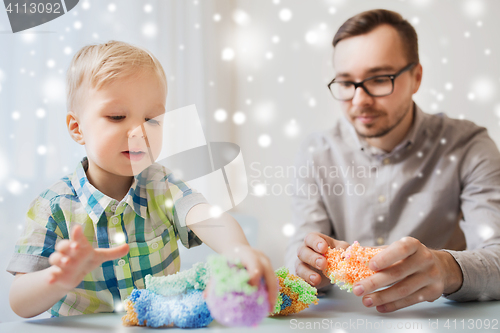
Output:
top-left (7, 157), bottom-right (207, 316)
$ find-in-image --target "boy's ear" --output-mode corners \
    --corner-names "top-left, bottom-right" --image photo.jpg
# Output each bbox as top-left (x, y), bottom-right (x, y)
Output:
top-left (66, 111), bottom-right (85, 145)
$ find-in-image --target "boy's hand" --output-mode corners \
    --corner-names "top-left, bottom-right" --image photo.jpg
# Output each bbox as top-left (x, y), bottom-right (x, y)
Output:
top-left (222, 245), bottom-right (278, 312)
top-left (48, 224), bottom-right (129, 291)
top-left (295, 232), bottom-right (350, 289)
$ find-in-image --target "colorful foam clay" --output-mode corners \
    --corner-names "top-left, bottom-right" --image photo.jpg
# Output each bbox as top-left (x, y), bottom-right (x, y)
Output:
top-left (204, 255), bottom-right (269, 327)
top-left (122, 288), bottom-right (212, 328)
top-left (272, 267), bottom-right (318, 315)
top-left (324, 241), bottom-right (382, 292)
top-left (145, 262), bottom-right (210, 296)
top-left (122, 262), bottom-right (212, 328)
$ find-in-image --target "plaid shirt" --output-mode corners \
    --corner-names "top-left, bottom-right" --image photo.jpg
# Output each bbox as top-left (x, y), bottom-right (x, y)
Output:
top-left (7, 157), bottom-right (207, 316)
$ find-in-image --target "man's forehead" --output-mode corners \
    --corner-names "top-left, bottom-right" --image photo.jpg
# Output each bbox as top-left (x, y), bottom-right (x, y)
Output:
top-left (332, 25), bottom-right (407, 77)
top-left (334, 64), bottom-right (399, 78)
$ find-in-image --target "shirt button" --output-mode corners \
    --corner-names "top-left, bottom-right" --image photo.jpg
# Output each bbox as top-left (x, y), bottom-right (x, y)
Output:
top-left (378, 195), bottom-right (386, 203)
top-left (383, 158), bottom-right (390, 165)
top-left (111, 217), bottom-right (120, 225)
top-left (376, 237), bottom-right (385, 245)
top-left (110, 204), bottom-right (117, 212)
top-left (118, 259), bottom-right (126, 266)
top-left (377, 215), bottom-right (384, 222)
top-left (151, 242), bottom-right (159, 250)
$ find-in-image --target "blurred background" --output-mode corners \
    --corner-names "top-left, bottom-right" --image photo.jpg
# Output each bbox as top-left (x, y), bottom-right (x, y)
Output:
top-left (0, 0), bottom-right (499, 322)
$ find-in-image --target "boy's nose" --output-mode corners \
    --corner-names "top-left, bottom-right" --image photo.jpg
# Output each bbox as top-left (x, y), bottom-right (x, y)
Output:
top-left (129, 124), bottom-right (146, 138)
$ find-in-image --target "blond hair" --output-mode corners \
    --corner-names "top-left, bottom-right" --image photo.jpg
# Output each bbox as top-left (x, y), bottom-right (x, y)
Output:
top-left (66, 40), bottom-right (167, 112)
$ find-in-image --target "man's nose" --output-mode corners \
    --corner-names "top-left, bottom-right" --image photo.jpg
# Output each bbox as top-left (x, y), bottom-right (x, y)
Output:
top-left (351, 86), bottom-right (374, 107)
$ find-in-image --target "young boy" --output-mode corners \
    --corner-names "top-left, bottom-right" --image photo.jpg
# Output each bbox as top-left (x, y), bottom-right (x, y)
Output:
top-left (7, 40), bottom-right (277, 318)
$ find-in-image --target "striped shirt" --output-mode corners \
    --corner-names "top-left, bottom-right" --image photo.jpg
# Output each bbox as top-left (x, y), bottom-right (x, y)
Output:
top-left (7, 157), bottom-right (207, 316)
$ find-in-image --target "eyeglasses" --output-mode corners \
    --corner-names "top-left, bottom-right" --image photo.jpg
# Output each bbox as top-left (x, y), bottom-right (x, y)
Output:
top-left (327, 63), bottom-right (417, 101)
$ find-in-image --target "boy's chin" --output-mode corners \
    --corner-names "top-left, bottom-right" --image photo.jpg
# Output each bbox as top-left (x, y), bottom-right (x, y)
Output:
top-left (123, 162), bottom-right (153, 176)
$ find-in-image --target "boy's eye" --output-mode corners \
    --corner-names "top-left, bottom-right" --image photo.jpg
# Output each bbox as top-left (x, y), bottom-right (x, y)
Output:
top-left (108, 116), bottom-right (125, 121)
top-left (146, 118), bottom-right (160, 125)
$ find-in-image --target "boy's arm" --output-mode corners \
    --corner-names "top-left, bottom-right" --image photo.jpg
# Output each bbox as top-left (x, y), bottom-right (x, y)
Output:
top-left (185, 204), bottom-right (250, 253)
top-left (185, 203), bottom-right (278, 311)
top-left (9, 225), bottom-right (129, 318)
top-left (10, 270), bottom-right (71, 318)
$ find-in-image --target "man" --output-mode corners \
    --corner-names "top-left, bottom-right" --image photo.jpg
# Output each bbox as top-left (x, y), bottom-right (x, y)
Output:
top-left (286, 9), bottom-right (500, 313)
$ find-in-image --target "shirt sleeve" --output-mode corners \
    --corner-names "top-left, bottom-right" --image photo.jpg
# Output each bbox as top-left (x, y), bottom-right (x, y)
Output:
top-left (164, 171), bottom-right (208, 249)
top-left (443, 127), bottom-right (500, 301)
top-left (285, 134), bottom-right (334, 274)
top-left (6, 193), bottom-right (65, 275)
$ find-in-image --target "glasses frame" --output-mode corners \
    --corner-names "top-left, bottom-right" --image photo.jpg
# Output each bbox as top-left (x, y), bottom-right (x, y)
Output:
top-left (327, 62), bottom-right (417, 101)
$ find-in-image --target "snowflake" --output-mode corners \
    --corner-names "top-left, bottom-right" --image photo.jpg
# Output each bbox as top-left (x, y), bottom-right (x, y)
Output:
top-left (282, 223), bottom-right (295, 237)
top-left (284, 119), bottom-right (300, 137)
top-left (36, 108), bottom-right (46, 118)
top-left (233, 111), bottom-right (246, 125)
top-left (305, 31), bottom-right (319, 44)
top-left (233, 9), bottom-right (250, 26)
top-left (221, 48), bottom-right (235, 61)
top-left (258, 134), bottom-right (272, 147)
top-left (142, 23), bottom-right (157, 38)
top-left (279, 8), bottom-right (292, 22)
top-left (37, 145), bottom-right (47, 155)
top-left (214, 109), bottom-right (227, 122)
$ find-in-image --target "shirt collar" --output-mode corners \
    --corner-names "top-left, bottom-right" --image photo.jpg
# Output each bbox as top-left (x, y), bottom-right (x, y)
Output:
top-left (401, 103), bottom-right (425, 148)
top-left (71, 157), bottom-right (148, 224)
top-left (341, 102), bottom-right (425, 157)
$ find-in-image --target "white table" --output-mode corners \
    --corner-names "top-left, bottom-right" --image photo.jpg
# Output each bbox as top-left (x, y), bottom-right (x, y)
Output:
top-left (1, 287), bottom-right (499, 332)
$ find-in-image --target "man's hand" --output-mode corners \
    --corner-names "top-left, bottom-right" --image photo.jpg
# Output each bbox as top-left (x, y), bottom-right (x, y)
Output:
top-left (48, 224), bottom-right (129, 291)
top-left (295, 232), bottom-right (350, 289)
top-left (353, 236), bottom-right (463, 313)
top-left (222, 244), bottom-right (278, 312)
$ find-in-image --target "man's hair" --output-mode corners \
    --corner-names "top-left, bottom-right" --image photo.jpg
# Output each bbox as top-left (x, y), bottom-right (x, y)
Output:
top-left (333, 9), bottom-right (419, 64)
top-left (66, 40), bottom-right (167, 112)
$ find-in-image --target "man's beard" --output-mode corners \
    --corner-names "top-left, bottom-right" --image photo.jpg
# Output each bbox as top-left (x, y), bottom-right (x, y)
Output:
top-left (354, 104), bottom-right (413, 139)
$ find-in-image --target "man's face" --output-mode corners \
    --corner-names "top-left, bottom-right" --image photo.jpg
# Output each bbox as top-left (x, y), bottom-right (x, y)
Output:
top-left (333, 24), bottom-right (422, 138)
top-left (78, 69), bottom-right (166, 176)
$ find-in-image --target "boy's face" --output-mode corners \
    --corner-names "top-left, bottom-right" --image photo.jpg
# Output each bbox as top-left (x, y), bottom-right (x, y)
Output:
top-left (71, 69), bottom-right (166, 177)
